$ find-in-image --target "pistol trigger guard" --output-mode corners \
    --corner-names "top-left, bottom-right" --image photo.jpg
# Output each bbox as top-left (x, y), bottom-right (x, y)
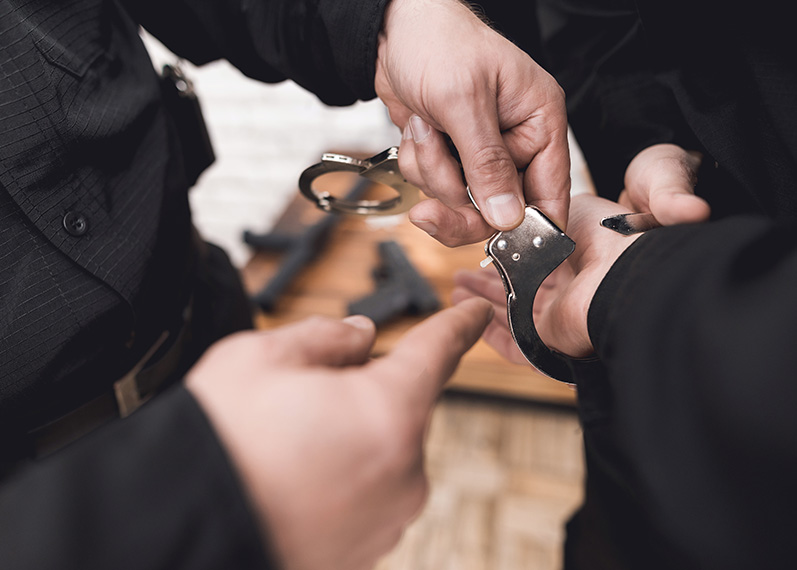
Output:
top-left (485, 206), bottom-right (586, 384)
top-left (299, 147), bottom-right (421, 216)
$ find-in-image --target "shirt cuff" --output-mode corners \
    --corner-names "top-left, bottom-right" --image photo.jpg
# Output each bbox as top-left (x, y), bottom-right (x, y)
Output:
top-left (321, 0), bottom-right (392, 100)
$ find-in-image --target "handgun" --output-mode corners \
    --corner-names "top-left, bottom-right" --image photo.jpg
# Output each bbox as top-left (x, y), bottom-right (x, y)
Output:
top-left (347, 240), bottom-right (440, 326)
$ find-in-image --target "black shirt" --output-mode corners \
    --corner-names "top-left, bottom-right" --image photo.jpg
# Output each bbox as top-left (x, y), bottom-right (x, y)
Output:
top-left (535, 0), bottom-right (797, 567)
top-left (0, 0), bottom-right (387, 429)
top-left (0, 0), bottom-right (387, 567)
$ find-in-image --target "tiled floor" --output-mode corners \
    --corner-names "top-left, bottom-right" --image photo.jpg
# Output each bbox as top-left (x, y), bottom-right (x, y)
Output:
top-left (376, 394), bottom-right (584, 570)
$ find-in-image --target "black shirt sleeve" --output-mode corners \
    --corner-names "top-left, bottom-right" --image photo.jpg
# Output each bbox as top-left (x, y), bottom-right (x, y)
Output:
top-left (0, 385), bottom-right (273, 570)
top-left (121, 0), bottom-right (391, 106)
top-left (568, 218), bottom-right (797, 568)
top-left (537, 0), bottom-right (700, 198)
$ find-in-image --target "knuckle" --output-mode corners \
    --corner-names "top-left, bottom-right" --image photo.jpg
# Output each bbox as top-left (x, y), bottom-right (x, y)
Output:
top-left (468, 144), bottom-right (516, 187)
top-left (435, 206), bottom-right (496, 247)
top-left (397, 146), bottom-right (418, 177)
top-left (555, 80), bottom-right (566, 101)
top-left (550, 81), bottom-right (567, 107)
top-left (268, 315), bottom-right (353, 362)
top-left (652, 160), bottom-right (698, 193)
top-left (435, 72), bottom-right (480, 106)
top-left (302, 314), bottom-right (335, 328)
top-left (301, 314), bottom-right (347, 337)
top-left (464, 214), bottom-right (497, 239)
top-left (434, 216), bottom-right (494, 248)
top-left (435, 233), bottom-right (471, 248)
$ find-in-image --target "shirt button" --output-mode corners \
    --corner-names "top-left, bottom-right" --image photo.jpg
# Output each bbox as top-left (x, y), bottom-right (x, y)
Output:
top-left (63, 211), bottom-right (88, 236)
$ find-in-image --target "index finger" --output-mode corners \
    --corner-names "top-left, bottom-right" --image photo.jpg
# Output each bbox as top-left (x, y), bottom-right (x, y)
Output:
top-left (369, 298), bottom-right (493, 413)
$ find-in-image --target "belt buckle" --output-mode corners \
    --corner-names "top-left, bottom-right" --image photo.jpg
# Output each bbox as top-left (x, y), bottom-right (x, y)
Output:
top-left (113, 330), bottom-right (169, 417)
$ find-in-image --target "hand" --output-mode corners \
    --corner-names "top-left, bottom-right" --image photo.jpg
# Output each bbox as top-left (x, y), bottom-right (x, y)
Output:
top-left (619, 144), bottom-right (710, 225)
top-left (451, 266), bottom-right (528, 365)
top-left (375, 0), bottom-right (570, 246)
top-left (454, 194), bottom-right (641, 360)
top-left (185, 298), bottom-right (493, 570)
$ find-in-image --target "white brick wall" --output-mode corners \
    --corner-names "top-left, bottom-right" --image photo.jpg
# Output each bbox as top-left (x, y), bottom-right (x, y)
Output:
top-left (143, 33), bottom-right (592, 268)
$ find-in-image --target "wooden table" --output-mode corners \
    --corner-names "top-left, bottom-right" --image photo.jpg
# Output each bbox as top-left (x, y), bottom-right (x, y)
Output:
top-left (240, 172), bottom-right (576, 407)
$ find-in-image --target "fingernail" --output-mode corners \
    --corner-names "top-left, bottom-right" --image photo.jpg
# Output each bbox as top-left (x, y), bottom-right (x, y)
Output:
top-left (485, 194), bottom-right (523, 227)
top-left (403, 123), bottom-right (412, 140)
top-left (409, 218), bottom-right (438, 236)
top-left (342, 315), bottom-right (374, 330)
top-left (409, 115), bottom-right (431, 143)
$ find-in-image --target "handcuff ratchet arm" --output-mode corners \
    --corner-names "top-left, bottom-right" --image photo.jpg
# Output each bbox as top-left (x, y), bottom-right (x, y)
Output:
top-left (485, 206), bottom-right (579, 383)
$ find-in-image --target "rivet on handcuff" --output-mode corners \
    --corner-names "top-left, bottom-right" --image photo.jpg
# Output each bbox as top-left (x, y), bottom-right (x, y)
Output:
top-left (299, 147), bottom-right (659, 384)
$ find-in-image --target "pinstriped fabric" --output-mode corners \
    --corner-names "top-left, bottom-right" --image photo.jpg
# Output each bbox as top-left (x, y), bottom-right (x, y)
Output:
top-left (0, 0), bottom-right (386, 430)
top-left (0, 0), bottom-right (189, 428)
top-left (0, 190), bottom-right (117, 389)
top-left (0, 0), bottom-right (168, 301)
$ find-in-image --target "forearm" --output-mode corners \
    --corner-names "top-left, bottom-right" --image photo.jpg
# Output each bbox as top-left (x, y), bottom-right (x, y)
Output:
top-left (578, 217), bottom-right (797, 566)
top-left (0, 386), bottom-right (270, 570)
top-left (538, 0), bottom-right (699, 198)
top-left (589, 217), bottom-right (797, 388)
top-left (122, 0), bottom-right (391, 105)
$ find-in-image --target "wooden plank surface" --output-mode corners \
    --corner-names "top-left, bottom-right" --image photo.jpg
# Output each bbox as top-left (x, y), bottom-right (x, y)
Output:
top-left (376, 392), bottom-right (584, 570)
top-left (240, 172), bottom-right (576, 406)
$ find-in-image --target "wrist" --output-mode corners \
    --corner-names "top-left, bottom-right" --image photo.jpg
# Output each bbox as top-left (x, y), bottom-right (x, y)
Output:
top-left (377, 0), bottom-right (484, 66)
top-left (553, 195), bottom-right (645, 357)
top-left (585, 231), bottom-right (648, 356)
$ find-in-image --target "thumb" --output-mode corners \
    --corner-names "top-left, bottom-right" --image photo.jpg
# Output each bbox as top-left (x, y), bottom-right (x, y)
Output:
top-left (623, 144), bottom-right (710, 225)
top-left (370, 297), bottom-right (493, 414)
top-left (276, 315), bottom-right (377, 368)
top-left (648, 184), bottom-right (711, 226)
top-left (446, 110), bottom-right (525, 231)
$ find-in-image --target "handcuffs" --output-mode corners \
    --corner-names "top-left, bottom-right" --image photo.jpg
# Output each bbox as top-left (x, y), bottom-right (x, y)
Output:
top-left (299, 147), bottom-right (420, 216)
top-left (299, 147), bottom-right (657, 383)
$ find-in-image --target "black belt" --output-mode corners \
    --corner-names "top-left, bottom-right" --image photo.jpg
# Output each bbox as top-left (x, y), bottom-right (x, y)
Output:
top-left (28, 297), bottom-right (194, 458)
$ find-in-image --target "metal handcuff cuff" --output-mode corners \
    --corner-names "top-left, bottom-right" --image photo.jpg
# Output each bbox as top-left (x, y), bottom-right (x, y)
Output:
top-left (299, 147), bottom-right (657, 383)
top-left (299, 147), bottom-right (420, 215)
